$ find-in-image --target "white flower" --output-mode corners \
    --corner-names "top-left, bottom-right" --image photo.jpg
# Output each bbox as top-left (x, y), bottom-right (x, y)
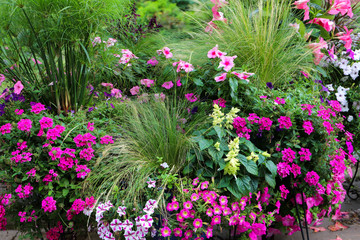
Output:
top-left (146, 178), bottom-right (156, 188)
top-left (160, 162), bottom-right (169, 168)
top-left (110, 219), bottom-right (123, 232)
top-left (325, 84), bottom-right (334, 91)
top-left (348, 115), bottom-right (354, 122)
top-left (337, 86), bottom-right (349, 94)
top-left (335, 92), bottom-right (347, 103)
top-left (117, 206), bottom-right (127, 217)
top-left (341, 102), bottom-right (349, 112)
top-left (353, 101), bottom-right (360, 111)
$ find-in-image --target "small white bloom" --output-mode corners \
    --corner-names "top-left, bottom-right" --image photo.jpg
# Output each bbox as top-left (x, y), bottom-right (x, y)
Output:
top-left (348, 115), bottom-right (354, 122)
top-left (160, 162), bottom-right (169, 168)
top-left (325, 84), bottom-right (334, 91)
top-left (341, 102), bottom-right (349, 112)
top-left (353, 101), bottom-right (360, 111)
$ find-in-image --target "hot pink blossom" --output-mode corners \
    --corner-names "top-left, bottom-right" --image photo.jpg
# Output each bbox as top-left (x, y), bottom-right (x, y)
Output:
top-left (207, 45), bottom-right (226, 58)
top-left (328, 0), bottom-right (353, 18)
top-left (130, 86), bottom-right (140, 95)
top-left (293, 0), bottom-right (310, 21)
top-left (100, 135), bottom-right (114, 144)
top-left (303, 120), bottom-right (314, 135)
top-left (42, 196), bottom-right (57, 213)
top-left (157, 47), bottom-right (173, 59)
top-left (336, 26), bottom-right (353, 50)
top-left (147, 57), bottom-right (158, 66)
top-left (162, 81), bottom-right (174, 89)
top-left (213, 98), bottom-right (226, 108)
top-left (111, 88), bottom-right (122, 99)
top-left (0, 123), bottom-right (12, 135)
top-left (185, 93), bottom-right (198, 102)
top-left (14, 81), bottom-right (24, 95)
top-left (278, 116), bottom-right (292, 129)
top-left (308, 18), bottom-right (335, 32)
top-left (17, 119), bottom-right (32, 132)
top-left (305, 171), bottom-right (320, 186)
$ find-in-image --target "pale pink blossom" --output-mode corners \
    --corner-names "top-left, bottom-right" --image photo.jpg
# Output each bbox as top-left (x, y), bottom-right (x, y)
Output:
top-left (130, 86), bottom-right (140, 95)
top-left (232, 71), bottom-right (254, 82)
top-left (111, 88), bottom-right (122, 98)
top-left (207, 45), bottom-right (226, 59)
top-left (101, 83), bottom-right (113, 89)
top-left (205, 21), bottom-right (218, 33)
top-left (218, 55), bottom-right (237, 72)
top-left (215, 72), bottom-right (227, 82)
top-left (308, 37), bottom-right (328, 65)
top-left (140, 79), bottom-right (155, 87)
top-left (162, 81), bottom-right (174, 89)
top-left (92, 37), bottom-right (102, 47)
top-left (211, 0), bottom-right (228, 7)
top-left (14, 81), bottom-right (24, 95)
top-left (157, 47), bottom-right (173, 59)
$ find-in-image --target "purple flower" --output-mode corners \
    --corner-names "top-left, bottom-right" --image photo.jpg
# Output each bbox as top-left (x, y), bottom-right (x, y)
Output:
top-left (266, 82), bottom-right (273, 89)
top-left (88, 107), bottom-right (94, 112)
top-left (110, 103), bottom-right (115, 108)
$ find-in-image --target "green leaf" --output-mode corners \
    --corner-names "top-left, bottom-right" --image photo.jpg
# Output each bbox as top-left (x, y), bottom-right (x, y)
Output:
top-left (265, 161), bottom-right (277, 176)
top-left (229, 78), bottom-right (239, 93)
top-left (208, 147), bottom-right (224, 162)
top-left (193, 78), bottom-right (204, 86)
top-left (218, 175), bottom-right (232, 188)
top-left (205, 160), bottom-right (213, 169)
top-left (244, 160), bottom-right (258, 176)
top-left (244, 140), bottom-right (255, 152)
top-left (63, 189), bottom-right (69, 197)
top-left (265, 173), bottom-right (276, 188)
top-left (258, 155), bottom-right (265, 164)
top-left (295, 18), bottom-right (306, 37)
top-left (214, 125), bottom-right (225, 139)
top-left (218, 159), bottom-right (226, 171)
top-left (249, 179), bottom-right (258, 193)
top-left (227, 180), bottom-right (243, 199)
top-left (199, 139), bottom-right (213, 151)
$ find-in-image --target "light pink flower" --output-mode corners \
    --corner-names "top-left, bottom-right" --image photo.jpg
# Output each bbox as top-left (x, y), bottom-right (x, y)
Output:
top-left (232, 71), bottom-right (254, 82)
top-left (14, 81), bottom-right (24, 95)
top-left (208, 45), bottom-right (226, 59)
top-left (0, 74), bottom-right (5, 86)
top-left (211, 0), bottom-right (228, 7)
top-left (185, 93), bottom-right (198, 102)
top-left (140, 79), bottom-right (155, 87)
top-left (218, 55), bottom-right (237, 72)
top-left (111, 88), bottom-right (122, 98)
top-left (308, 37), bottom-right (328, 65)
top-left (92, 37), bottom-right (102, 47)
top-left (147, 57), bottom-right (158, 66)
top-left (130, 86), bottom-right (140, 95)
top-left (215, 72), bottom-right (227, 82)
top-left (157, 47), bottom-right (173, 59)
top-left (205, 21), bottom-right (218, 33)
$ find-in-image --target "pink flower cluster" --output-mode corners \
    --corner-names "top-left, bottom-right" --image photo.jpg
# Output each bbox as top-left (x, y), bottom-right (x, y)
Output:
top-left (118, 49), bottom-right (138, 65)
top-left (173, 60), bottom-right (194, 73)
top-left (278, 116), bottom-right (292, 129)
top-left (42, 196), bottom-right (57, 213)
top-left (67, 197), bottom-right (96, 220)
top-left (30, 102), bottom-right (46, 114)
top-left (46, 222), bottom-right (63, 240)
top-left (213, 98), bottom-right (226, 108)
top-left (17, 119), bottom-right (32, 132)
top-left (73, 133), bottom-right (97, 147)
top-left (233, 117), bottom-right (251, 140)
top-left (100, 135), bottom-right (114, 145)
top-left (18, 210), bottom-right (37, 223)
top-left (163, 180), bottom-right (275, 240)
top-left (0, 123), bottom-right (12, 135)
top-left (15, 183), bottom-right (33, 199)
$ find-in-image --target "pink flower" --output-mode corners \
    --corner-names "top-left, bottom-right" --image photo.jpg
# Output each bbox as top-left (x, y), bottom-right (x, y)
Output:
top-left (111, 88), bottom-right (122, 98)
top-left (130, 86), bottom-right (140, 95)
top-left (15, 109), bottom-right (24, 115)
top-left (259, 117), bottom-right (272, 131)
top-left (100, 135), bottom-right (114, 144)
top-left (17, 119), bottom-right (32, 132)
top-left (92, 37), bottom-right (101, 47)
top-left (278, 116), bottom-right (292, 129)
top-left (162, 81), bottom-right (174, 89)
top-left (215, 72), bottom-right (227, 82)
top-left (193, 218), bottom-right (203, 228)
top-left (205, 20), bottom-right (218, 33)
top-left (141, 79), bottom-right (155, 87)
top-left (281, 148), bottom-right (296, 162)
top-left (303, 120), bottom-right (314, 135)
top-left (211, 0), bottom-right (228, 7)
top-left (42, 196), bottom-right (57, 213)
top-left (185, 93), bottom-right (198, 102)
top-left (232, 71), bottom-right (254, 82)
top-left (308, 37), bottom-right (328, 65)
top-left (274, 97), bottom-right (285, 105)
top-left (299, 148), bottom-right (311, 161)
top-left (31, 103), bottom-right (46, 114)
top-left (201, 181), bottom-right (209, 189)
top-left (213, 98), bottom-right (226, 108)
top-left (323, 121), bottom-right (333, 135)
top-left (157, 47), bottom-right (173, 59)
top-left (75, 164), bottom-right (90, 179)
top-left (336, 26), bottom-right (353, 50)
top-left (218, 55), bottom-right (237, 72)
top-left (251, 223), bottom-right (266, 236)
top-left (211, 215), bottom-right (221, 225)
top-left (301, 104), bottom-right (316, 115)
top-left (329, 100), bottom-right (342, 112)
top-left (304, 171), bottom-right (320, 186)
top-left (279, 185), bottom-right (289, 199)
top-left (183, 201), bottom-right (193, 210)
top-left (87, 122), bottom-right (94, 131)
top-left (101, 83), bottom-right (114, 88)
top-left (147, 57), bottom-right (158, 66)
top-left (0, 74), bottom-right (5, 86)
top-left (14, 81), bottom-right (24, 95)
top-left (173, 60), bottom-right (194, 72)
top-left (277, 162), bottom-right (291, 178)
top-left (293, 0), bottom-right (310, 21)
top-left (39, 117), bottom-right (53, 129)
top-left (176, 79), bottom-right (182, 86)
top-left (308, 18), bottom-right (335, 32)
top-left (79, 148), bottom-right (95, 161)
top-left (291, 163), bottom-right (302, 178)
top-left (328, 0), bottom-right (353, 18)
top-left (207, 45), bottom-right (226, 58)
top-left (173, 228), bottom-right (182, 237)
top-left (154, 93), bottom-right (166, 101)
top-left (161, 226), bottom-right (171, 237)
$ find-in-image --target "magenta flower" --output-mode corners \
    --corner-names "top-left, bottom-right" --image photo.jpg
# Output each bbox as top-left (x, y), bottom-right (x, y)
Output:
top-left (42, 196), bottom-right (57, 213)
top-left (173, 228), bottom-right (182, 237)
top-left (87, 122), bottom-right (94, 131)
top-left (328, 0), bottom-right (353, 18)
top-left (14, 81), bottom-right (24, 95)
top-left (304, 171), bottom-right (320, 186)
top-left (211, 215), bottom-right (221, 225)
top-left (293, 0), bottom-right (310, 21)
top-left (147, 57), bottom-right (158, 66)
top-left (278, 116), bottom-right (292, 129)
top-left (15, 109), bottom-right (24, 115)
top-left (277, 162), bottom-right (291, 178)
top-left (281, 148), bottom-right (296, 163)
top-left (200, 181), bottom-right (209, 190)
top-left (308, 18), bottom-right (335, 32)
top-left (323, 121), bottom-right (333, 135)
top-left (17, 119), bottom-right (32, 132)
top-left (160, 226), bottom-right (171, 237)
top-left (39, 117), bottom-right (53, 129)
top-left (279, 185), bottom-right (289, 199)
top-left (207, 44), bottom-right (226, 58)
top-left (193, 218), bottom-right (203, 229)
top-left (303, 120), bottom-right (314, 135)
top-left (183, 201), bottom-right (193, 210)
top-left (213, 98), bottom-right (226, 108)
top-left (101, 82), bottom-right (114, 89)
top-left (111, 88), bottom-right (122, 98)
top-left (290, 163), bottom-right (301, 178)
top-left (185, 93), bottom-right (198, 102)
top-left (299, 148), bottom-right (311, 161)
top-left (100, 135), bottom-right (114, 144)
top-left (259, 117), bottom-right (272, 131)
top-left (162, 81), bottom-right (174, 89)
top-left (274, 97), bottom-right (285, 105)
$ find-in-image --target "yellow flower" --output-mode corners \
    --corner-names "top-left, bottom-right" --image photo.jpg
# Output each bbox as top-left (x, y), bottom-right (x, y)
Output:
top-left (224, 107), bottom-right (240, 129)
top-left (214, 142), bottom-right (220, 151)
top-left (211, 104), bottom-right (225, 127)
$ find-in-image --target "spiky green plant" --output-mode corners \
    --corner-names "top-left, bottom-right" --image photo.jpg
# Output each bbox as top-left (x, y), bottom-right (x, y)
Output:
top-left (83, 100), bottom-right (207, 207)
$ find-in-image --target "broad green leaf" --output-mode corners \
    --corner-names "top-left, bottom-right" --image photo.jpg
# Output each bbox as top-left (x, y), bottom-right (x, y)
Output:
top-left (205, 160), bottom-right (214, 169)
top-left (265, 161), bottom-right (277, 176)
top-left (258, 154), bottom-right (265, 164)
top-left (208, 147), bottom-right (224, 162)
top-left (229, 78), bottom-right (238, 93)
top-left (193, 78), bottom-right (204, 86)
top-left (228, 180), bottom-right (243, 199)
top-left (199, 139), bottom-right (213, 151)
top-left (63, 189), bottom-right (69, 197)
top-left (244, 160), bottom-right (258, 176)
top-left (249, 179), bottom-right (258, 193)
top-left (218, 175), bottom-right (232, 188)
top-left (265, 173), bottom-right (276, 188)
top-left (214, 125), bottom-right (225, 139)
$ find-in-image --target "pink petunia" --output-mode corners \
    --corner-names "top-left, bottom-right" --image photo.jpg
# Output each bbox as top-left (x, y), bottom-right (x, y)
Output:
top-left (14, 81), bottom-right (24, 95)
top-left (162, 81), bottom-right (174, 89)
top-left (215, 72), bottom-right (227, 82)
top-left (308, 18), bottom-right (335, 32)
top-left (185, 93), bottom-right (198, 102)
top-left (130, 86), bottom-right (140, 95)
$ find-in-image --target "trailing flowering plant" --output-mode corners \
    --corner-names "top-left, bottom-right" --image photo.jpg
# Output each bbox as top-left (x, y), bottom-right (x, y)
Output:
top-left (0, 101), bottom-right (114, 239)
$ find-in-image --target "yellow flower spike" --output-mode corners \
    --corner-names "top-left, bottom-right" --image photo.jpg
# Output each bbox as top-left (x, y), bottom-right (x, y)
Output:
top-left (262, 151), bottom-right (271, 158)
top-left (224, 107), bottom-right (240, 130)
top-left (214, 142), bottom-right (220, 151)
top-left (211, 104), bottom-right (225, 127)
